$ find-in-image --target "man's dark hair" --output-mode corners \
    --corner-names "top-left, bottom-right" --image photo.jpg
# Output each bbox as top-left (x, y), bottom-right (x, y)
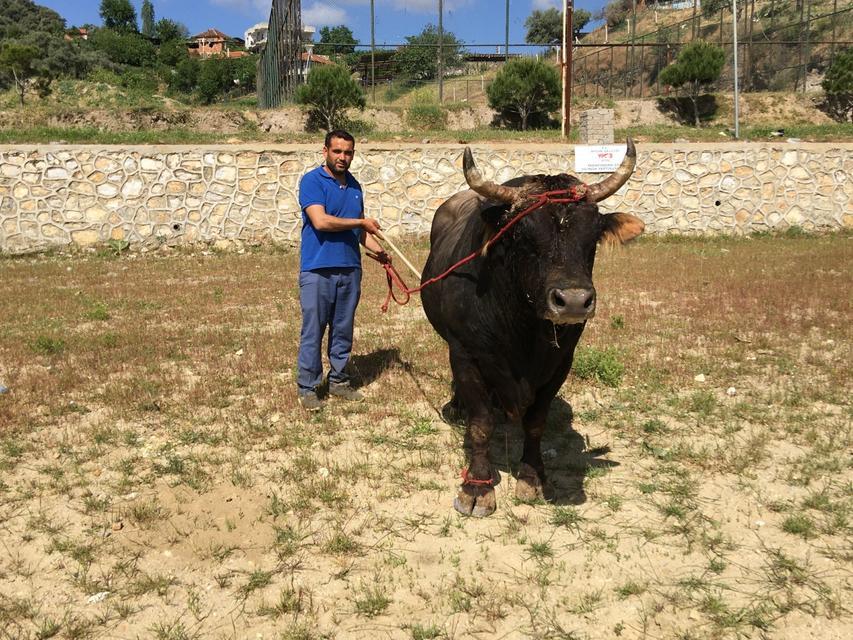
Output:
top-left (324, 129), bottom-right (355, 148)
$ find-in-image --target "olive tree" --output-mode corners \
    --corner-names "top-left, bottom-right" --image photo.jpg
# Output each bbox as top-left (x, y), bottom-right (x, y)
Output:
top-left (487, 57), bottom-right (560, 131)
top-left (295, 64), bottom-right (365, 131)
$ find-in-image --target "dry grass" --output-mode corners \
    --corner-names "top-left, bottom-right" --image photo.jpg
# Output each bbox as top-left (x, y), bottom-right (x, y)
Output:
top-left (0, 231), bottom-right (850, 638)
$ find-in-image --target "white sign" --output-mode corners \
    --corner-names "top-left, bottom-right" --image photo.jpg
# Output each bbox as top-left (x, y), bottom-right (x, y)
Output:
top-left (574, 145), bottom-right (628, 174)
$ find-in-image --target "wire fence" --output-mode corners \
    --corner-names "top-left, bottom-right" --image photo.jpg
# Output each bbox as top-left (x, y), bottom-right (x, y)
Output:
top-left (572, 0), bottom-right (853, 99)
top-left (260, 0), bottom-right (852, 108)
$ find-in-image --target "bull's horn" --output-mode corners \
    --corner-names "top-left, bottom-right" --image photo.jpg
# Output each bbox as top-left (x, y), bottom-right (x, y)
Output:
top-left (585, 138), bottom-right (636, 203)
top-left (463, 147), bottom-right (518, 204)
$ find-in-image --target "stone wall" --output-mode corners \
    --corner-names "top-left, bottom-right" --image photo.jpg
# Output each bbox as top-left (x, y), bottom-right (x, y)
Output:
top-left (0, 143), bottom-right (850, 254)
top-left (579, 109), bottom-right (615, 144)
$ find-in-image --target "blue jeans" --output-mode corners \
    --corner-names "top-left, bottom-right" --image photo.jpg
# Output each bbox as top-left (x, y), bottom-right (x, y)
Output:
top-left (297, 267), bottom-right (361, 395)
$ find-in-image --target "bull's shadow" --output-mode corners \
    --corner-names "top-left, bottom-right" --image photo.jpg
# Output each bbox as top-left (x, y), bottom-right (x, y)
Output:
top-left (454, 396), bottom-right (619, 506)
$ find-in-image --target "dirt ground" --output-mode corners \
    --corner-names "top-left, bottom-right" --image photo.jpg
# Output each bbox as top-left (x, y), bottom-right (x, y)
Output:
top-left (0, 232), bottom-right (850, 639)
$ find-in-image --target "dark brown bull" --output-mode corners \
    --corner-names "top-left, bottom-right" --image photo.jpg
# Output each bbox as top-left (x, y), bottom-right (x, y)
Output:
top-left (421, 140), bottom-right (644, 516)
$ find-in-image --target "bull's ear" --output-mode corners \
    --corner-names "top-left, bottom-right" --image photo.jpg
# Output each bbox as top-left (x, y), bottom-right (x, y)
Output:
top-left (601, 213), bottom-right (644, 246)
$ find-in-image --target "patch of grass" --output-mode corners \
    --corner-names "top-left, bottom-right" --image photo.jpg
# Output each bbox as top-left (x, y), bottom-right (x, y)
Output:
top-left (324, 531), bottom-right (359, 555)
top-left (257, 586), bottom-right (304, 618)
top-left (526, 540), bottom-right (554, 560)
top-left (615, 581), bottom-right (646, 598)
top-left (31, 335), bottom-right (65, 356)
top-left (572, 347), bottom-right (624, 387)
top-left (410, 623), bottom-right (444, 640)
top-left (83, 301), bottom-right (110, 321)
top-left (238, 569), bottom-right (275, 599)
top-left (781, 513), bottom-right (817, 539)
top-left (353, 582), bottom-right (391, 618)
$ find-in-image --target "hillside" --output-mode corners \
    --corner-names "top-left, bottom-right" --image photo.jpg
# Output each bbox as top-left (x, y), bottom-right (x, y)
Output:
top-left (577, 0), bottom-right (852, 94)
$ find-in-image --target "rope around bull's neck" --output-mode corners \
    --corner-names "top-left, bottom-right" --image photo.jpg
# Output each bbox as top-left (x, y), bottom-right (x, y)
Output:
top-left (368, 184), bottom-right (590, 312)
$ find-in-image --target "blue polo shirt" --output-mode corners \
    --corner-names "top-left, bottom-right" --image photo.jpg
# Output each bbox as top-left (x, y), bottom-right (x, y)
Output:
top-left (298, 165), bottom-right (364, 272)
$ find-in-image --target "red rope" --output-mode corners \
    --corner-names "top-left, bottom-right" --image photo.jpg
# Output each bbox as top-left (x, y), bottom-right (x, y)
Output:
top-left (460, 467), bottom-right (494, 487)
top-left (368, 184), bottom-right (589, 311)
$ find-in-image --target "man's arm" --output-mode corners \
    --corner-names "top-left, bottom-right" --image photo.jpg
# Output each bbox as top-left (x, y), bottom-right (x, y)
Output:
top-left (304, 204), bottom-right (380, 234)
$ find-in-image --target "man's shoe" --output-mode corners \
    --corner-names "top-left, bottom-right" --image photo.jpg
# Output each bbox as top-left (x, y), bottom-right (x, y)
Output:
top-left (328, 382), bottom-right (364, 402)
top-left (298, 391), bottom-right (324, 412)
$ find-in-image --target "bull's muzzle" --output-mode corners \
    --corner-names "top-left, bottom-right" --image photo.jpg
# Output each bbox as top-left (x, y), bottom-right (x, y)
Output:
top-left (546, 286), bottom-right (596, 324)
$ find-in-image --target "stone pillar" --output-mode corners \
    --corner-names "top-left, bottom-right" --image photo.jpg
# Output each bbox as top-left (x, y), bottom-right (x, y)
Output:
top-left (578, 109), bottom-right (614, 144)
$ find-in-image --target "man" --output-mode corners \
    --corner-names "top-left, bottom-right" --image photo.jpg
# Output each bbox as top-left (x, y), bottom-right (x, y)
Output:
top-left (296, 130), bottom-right (388, 411)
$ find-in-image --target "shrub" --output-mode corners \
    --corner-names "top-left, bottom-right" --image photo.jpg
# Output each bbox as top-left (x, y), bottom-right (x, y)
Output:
top-left (406, 104), bottom-right (446, 130)
top-left (487, 57), bottom-right (560, 131)
top-left (89, 28), bottom-right (155, 67)
top-left (822, 48), bottom-right (853, 123)
top-left (405, 88), bottom-right (446, 130)
top-left (659, 40), bottom-right (725, 126)
top-left (295, 64), bottom-right (365, 131)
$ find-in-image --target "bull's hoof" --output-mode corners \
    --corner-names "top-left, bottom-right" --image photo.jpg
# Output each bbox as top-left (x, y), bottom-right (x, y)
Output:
top-left (453, 486), bottom-right (496, 517)
top-left (441, 399), bottom-right (466, 426)
top-left (515, 463), bottom-right (545, 502)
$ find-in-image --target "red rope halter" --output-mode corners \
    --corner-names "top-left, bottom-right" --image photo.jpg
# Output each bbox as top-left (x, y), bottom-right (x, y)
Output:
top-left (367, 184), bottom-right (589, 312)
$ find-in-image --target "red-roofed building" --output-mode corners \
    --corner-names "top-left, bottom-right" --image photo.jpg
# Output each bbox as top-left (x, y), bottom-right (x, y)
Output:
top-left (188, 28), bottom-right (249, 59)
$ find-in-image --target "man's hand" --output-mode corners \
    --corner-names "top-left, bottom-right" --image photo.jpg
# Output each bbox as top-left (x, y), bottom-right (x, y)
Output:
top-left (374, 250), bottom-right (392, 265)
top-left (361, 218), bottom-right (381, 235)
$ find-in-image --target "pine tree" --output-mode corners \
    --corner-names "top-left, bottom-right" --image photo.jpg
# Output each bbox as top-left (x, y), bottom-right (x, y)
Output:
top-left (141, 0), bottom-right (155, 38)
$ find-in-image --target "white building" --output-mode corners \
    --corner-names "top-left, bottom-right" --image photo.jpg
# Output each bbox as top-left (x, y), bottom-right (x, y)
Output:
top-left (244, 22), bottom-right (268, 51)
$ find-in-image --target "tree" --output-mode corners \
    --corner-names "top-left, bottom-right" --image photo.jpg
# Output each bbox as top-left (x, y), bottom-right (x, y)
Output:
top-left (822, 48), bottom-right (853, 123)
top-left (0, 0), bottom-right (66, 39)
top-left (314, 25), bottom-right (358, 58)
top-left (169, 55), bottom-right (200, 94)
top-left (487, 57), bottom-right (560, 131)
top-left (659, 40), bottom-right (725, 126)
top-left (141, 0), bottom-right (155, 38)
top-left (392, 25), bottom-right (463, 83)
top-left (701, 0), bottom-right (729, 18)
top-left (295, 64), bottom-right (365, 131)
top-left (0, 42), bottom-right (43, 105)
top-left (99, 0), bottom-right (137, 32)
top-left (525, 8), bottom-right (562, 45)
top-left (525, 7), bottom-right (591, 45)
top-left (155, 18), bottom-right (188, 43)
top-left (89, 28), bottom-right (156, 66)
top-left (600, 0), bottom-right (632, 28)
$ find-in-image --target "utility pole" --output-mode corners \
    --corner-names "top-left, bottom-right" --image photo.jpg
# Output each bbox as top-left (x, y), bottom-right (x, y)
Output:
top-left (370, 0), bottom-right (375, 103)
top-left (505, 0), bottom-right (510, 59)
top-left (732, 0), bottom-right (740, 139)
top-left (562, 0), bottom-right (573, 139)
top-left (630, 0), bottom-right (637, 98)
top-left (438, 0), bottom-right (444, 103)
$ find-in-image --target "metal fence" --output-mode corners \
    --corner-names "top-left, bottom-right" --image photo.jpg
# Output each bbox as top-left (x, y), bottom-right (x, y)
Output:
top-left (259, 0), bottom-right (852, 108)
top-left (257, 0), bottom-right (302, 108)
top-left (573, 0), bottom-right (853, 99)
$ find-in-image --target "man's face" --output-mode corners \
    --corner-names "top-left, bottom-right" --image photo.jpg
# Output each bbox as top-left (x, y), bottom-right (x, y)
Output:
top-left (323, 137), bottom-right (355, 176)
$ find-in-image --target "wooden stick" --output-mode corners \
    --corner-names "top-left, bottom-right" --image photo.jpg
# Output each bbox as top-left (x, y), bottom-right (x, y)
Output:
top-left (372, 231), bottom-right (422, 281)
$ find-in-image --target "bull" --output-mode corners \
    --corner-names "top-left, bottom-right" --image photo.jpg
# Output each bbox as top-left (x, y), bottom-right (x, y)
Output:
top-left (421, 140), bottom-right (644, 517)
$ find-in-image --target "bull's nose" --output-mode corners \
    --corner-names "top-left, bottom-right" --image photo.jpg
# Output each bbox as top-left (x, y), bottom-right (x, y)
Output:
top-left (547, 287), bottom-right (596, 319)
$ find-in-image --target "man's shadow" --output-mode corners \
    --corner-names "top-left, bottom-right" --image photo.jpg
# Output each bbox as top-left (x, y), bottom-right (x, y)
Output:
top-left (349, 348), bottom-right (404, 387)
top-left (452, 395), bottom-right (619, 506)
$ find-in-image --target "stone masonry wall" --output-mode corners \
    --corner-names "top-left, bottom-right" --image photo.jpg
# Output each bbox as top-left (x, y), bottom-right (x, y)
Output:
top-left (579, 109), bottom-right (615, 144)
top-left (0, 143), bottom-right (850, 254)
